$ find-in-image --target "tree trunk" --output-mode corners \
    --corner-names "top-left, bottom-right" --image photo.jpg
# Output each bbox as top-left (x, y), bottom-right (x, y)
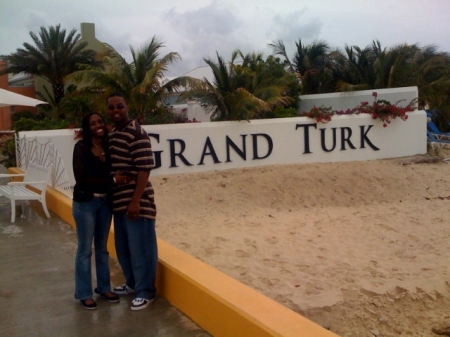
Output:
top-left (52, 83), bottom-right (65, 118)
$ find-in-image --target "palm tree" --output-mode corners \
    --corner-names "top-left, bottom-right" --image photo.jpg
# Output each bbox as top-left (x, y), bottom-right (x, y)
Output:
top-left (178, 50), bottom-right (297, 121)
top-left (0, 25), bottom-right (101, 109)
top-left (373, 43), bottom-right (418, 88)
top-left (410, 46), bottom-right (450, 130)
top-left (270, 39), bottom-right (332, 94)
top-left (242, 53), bottom-right (300, 117)
top-left (334, 44), bottom-right (377, 92)
top-left (371, 42), bottom-right (450, 119)
top-left (406, 46), bottom-right (450, 106)
top-left (70, 36), bottom-right (189, 124)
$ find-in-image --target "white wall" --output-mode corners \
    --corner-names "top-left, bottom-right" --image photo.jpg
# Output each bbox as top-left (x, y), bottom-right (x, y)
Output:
top-left (187, 101), bottom-right (211, 122)
top-left (298, 86), bottom-right (418, 113)
top-left (19, 110), bottom-right (427, 187)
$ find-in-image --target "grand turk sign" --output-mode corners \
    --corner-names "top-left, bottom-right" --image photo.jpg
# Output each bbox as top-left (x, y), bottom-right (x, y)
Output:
top-left (145, 111), bottom-right (426, 176)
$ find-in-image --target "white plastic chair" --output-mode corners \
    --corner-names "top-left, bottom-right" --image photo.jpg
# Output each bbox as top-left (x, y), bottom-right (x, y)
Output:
top-left (0, 162), bottom-right (52, 222)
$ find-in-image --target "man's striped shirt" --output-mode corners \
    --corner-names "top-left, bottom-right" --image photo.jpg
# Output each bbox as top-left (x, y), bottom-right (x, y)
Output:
top-left (108, 120), bottom-right (156, 219)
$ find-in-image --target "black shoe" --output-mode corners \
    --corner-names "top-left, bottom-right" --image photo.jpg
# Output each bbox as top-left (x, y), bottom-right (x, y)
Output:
top-left (94, 288), bottom-right (120, 303)
top-left (80, 299), bottom-right (97, 310)
top-left (112, 284), bottom-right (135, 295)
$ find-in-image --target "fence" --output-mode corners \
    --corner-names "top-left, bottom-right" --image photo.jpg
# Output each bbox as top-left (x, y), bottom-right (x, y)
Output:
top-left (15, 134), bottom-right (73, 199)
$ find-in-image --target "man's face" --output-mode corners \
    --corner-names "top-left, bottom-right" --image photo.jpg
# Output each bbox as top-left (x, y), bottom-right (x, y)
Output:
top-left (107, 96), bottom-right (128, 124)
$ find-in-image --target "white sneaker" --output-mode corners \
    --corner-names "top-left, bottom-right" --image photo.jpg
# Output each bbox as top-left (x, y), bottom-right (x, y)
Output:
top-left (131, 297), bottom-right (154, 311)
top-left (112, 284), bottom-right (135, 295)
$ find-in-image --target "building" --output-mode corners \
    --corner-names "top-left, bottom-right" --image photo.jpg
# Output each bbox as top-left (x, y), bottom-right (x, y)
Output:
top-left (0, 61), bottom-right (36, 130)
top-left (164, 66), bottom-right (214, 123)
top-left (0, 23), bottom-right (104, 131)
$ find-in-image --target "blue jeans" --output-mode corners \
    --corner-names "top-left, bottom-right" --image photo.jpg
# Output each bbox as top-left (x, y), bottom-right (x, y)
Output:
top-left (114, 214), bottom-right (158, 300)
top-left (73, 197), bottom-right (112, 300)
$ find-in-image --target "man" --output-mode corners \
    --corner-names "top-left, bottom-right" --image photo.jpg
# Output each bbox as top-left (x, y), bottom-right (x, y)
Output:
top-left (106, 92), bottom-right (157, 311)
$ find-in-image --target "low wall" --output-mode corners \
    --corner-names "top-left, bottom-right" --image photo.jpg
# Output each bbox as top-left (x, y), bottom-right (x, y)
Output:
top-left (156, 239), bottom-right (338, 337)
top-left (299, 86), bottom-right (418, 113)
top-left (18, 110), bottom-right (426, 188)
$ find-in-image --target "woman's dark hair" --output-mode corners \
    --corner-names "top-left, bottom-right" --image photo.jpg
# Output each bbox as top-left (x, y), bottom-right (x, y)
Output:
top-left (81, 113), bottom-right (108, 149)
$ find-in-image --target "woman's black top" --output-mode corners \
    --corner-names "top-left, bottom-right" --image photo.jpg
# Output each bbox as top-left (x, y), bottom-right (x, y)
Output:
top-left (72, 140), bottom-right (112, 202)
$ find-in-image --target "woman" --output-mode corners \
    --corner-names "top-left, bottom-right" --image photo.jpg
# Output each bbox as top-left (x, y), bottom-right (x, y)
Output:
top-left (72, 112), bottom-right (120, 310)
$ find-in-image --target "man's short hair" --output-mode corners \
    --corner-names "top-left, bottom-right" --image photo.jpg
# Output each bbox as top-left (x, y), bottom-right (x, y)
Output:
top-left (107, 92), bottom-right (126, 101)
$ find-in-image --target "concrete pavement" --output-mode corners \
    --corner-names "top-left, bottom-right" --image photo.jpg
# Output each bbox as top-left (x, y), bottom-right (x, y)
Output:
top-left (0, 171), bottom-right (211, 337)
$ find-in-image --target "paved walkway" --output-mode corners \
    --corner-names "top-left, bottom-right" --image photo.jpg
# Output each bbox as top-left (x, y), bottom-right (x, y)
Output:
top-left (0, 172), bottom-right (211, 337)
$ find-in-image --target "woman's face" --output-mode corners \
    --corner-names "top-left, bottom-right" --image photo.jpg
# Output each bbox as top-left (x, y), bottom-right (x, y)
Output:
top-left (89, 114), bottom-right (106, 138)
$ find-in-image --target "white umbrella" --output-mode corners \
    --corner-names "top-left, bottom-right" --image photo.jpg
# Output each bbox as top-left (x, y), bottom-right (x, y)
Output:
top-left (0, 88), bottom-right (48, 107)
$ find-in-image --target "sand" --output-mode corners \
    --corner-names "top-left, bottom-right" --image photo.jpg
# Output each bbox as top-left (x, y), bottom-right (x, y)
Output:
top-left (153, 150), bottom-right (450, 337)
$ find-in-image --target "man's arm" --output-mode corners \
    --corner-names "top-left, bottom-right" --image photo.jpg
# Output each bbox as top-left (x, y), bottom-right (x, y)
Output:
top-left (126, 170), bottom-right (150, 220)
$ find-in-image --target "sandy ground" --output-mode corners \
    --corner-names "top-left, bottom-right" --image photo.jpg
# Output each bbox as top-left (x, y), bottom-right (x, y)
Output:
top-left (153, 147), bottom-right (450, 337)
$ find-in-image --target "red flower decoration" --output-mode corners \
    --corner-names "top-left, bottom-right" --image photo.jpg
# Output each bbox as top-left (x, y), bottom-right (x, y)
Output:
top-left (301, 94), bottom-right (416, 127)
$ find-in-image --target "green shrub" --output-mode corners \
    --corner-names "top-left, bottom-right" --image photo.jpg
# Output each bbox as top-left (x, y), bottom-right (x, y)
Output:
top-left (265, 106), bottom-right (299, 119)
top-left (13, 117), bottom-right (71, 131)
top-left (1, 136), bottom-right (16, 168)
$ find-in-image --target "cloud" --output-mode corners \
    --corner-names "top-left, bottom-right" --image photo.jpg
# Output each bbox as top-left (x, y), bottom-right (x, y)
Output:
top-left (23, 10), bottom-right (51, 32)
top-left (266, 10), bottom-right (323, 59)
top-left (161, 2), bottom-right (246, 75)
top-left (2, 0), bottom-right (450, 79)
top-left (165, 3), bottom-right (240, 36)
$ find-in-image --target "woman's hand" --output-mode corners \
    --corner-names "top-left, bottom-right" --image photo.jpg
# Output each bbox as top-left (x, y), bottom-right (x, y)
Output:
top-left (114, 170), bottom-right (133, 185)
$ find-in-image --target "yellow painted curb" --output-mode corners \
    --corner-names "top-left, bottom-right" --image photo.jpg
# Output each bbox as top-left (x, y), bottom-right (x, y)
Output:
top-left (156, 239), bottom-right (338, 337)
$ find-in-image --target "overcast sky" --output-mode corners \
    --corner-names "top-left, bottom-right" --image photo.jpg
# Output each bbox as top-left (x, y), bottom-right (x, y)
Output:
top-left (1, 0), bottom-right (450, 77)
